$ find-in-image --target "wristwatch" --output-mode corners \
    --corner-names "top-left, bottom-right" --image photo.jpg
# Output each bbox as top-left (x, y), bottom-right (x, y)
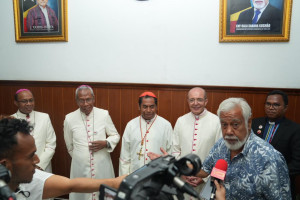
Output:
top-left (106, 140), bottom-right (111, 149)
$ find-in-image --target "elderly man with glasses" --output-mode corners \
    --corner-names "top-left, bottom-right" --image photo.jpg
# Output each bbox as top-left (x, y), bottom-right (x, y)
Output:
top-left (12, 88), bottom-right (56, 173)
top-left (64, 85), bottom-right (120, 200)
top-left (172, 87), bottom-right (222, 199)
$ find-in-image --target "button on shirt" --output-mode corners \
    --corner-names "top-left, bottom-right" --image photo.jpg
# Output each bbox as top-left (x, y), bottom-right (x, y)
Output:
top-left (202, 132), bottom-right (291, 200)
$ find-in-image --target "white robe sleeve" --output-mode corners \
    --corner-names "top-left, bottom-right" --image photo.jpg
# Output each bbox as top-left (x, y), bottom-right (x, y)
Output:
top-left (104, 112), bottom-right (120, 152)
top-left (119, 124), bottom-right (131, 176)
top-left (172, 119), bottom-right (181, 159)
top-left (215, 121), bottom-right (222, 142)
top-left (165, 123), bottom-right (173, 155)
top-left (37, 115), bottom-right (56, 170)
top-left (63, 116), bottom-right (73, 157)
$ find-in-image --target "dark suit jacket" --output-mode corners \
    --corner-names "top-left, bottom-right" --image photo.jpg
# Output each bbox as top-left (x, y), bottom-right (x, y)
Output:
top-left (252, 117), bottom-right (300, 199)
top-left (236, 4), bottom-right (283, 34)
top-left (252, 117), bottom-right (300, 175)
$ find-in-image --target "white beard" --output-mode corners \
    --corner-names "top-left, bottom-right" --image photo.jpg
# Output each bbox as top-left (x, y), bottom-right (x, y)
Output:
top-left (253, 0), bottom-right (267, 10)
top-left (224, 132), bottom-right (249, 151)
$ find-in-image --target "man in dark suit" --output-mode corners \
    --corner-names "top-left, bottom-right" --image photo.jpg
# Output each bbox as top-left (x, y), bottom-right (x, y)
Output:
top-left (235, 0), bottom-right (283, 34)
top-left (252, 90), bottom-right (300, 200)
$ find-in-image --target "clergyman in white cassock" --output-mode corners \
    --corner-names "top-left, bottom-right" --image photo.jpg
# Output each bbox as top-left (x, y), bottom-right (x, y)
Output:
top-left (119, 114), bottom-right (173, 175)
top-left (119, 91), bottom-right (173, 176)
top-left (12, 110), bottom-right (57, 172)
top-left (64, 85), bottom-right (120, 200)
top-left (172, 87), bottom-right (222, 199)
top-left (12, 89), bottom-right (56, 173)
top-left (172, 110), bottom-right (222, 162)
top-left (64, 108), bottom-right (120, 200)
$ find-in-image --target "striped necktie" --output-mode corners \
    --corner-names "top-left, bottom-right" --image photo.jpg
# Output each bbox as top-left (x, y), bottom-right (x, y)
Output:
top-left (264, 122), bottom-right (279, 143)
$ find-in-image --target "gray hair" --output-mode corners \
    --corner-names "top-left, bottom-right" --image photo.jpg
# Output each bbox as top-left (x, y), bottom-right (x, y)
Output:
top-left (75, 85), bottom-right (94, 100)
top-left (217, 98), bottom-right (252, 126)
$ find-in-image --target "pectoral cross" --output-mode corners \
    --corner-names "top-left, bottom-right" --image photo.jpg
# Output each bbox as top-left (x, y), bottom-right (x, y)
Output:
top-left (137, 147), bottom-right (144, 160)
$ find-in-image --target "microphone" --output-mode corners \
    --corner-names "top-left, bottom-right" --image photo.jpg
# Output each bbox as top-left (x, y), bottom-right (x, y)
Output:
top-left (209, 159), bottom-right (228, 200)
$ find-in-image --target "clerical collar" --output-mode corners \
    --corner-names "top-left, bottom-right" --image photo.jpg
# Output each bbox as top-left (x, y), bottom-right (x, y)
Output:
top-left (142, 114), bottom-right (157, 124)
top-left (266, 117), bottom-right (284, 125)
top-left (17, 110), bottom-right (33, 117)
top-left (82, 108), bottom-right (94, 117)
top-left (193, 109), bottom-right (207, 120)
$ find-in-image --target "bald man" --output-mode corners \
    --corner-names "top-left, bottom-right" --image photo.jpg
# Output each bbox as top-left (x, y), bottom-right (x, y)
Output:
top-left (172, 87), bottom-right (222, 198)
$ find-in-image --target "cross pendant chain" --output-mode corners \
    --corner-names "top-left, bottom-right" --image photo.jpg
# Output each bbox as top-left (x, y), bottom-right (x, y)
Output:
top-left (138, 115), bottom-right (157, 161)
top-left (137, 147), bottom-right (144, 160)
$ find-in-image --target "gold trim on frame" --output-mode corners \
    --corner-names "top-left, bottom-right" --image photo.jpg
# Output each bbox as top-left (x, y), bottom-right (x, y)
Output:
top-left (13, 0), bottom-right (68, 42)
top-left (219, 0), bottom-right (292, 42)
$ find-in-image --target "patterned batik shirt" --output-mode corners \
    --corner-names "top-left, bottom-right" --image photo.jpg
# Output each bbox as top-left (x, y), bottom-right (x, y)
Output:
top-left (202, 132), bottom-right (291, 200)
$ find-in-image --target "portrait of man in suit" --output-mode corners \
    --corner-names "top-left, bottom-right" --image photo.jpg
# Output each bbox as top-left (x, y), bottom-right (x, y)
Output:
top-left (234, 0), bottom-right (283, 34)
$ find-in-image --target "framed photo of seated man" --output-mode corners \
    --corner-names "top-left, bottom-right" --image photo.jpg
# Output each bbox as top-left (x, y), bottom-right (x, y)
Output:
top-left (219, 0), bottom-right (292, 42)
top-left (13, 0), bottom-right (68, 42)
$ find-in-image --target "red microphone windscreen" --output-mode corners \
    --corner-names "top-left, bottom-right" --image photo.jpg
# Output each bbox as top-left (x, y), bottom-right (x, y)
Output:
top-left (214, 159), bottom-right (228, 171)
top-left (211, 159), bottom-right (228, 181)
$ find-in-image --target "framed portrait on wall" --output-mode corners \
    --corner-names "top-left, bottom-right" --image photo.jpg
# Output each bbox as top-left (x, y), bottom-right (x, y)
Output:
top-left (219, 0), bottom-right (292, 42)
top-left (13, 0), bottom-right (68, 42)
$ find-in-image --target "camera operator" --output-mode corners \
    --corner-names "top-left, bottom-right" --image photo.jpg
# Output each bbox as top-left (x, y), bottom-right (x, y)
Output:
top-left (0, 117), bottom-right (124, 200)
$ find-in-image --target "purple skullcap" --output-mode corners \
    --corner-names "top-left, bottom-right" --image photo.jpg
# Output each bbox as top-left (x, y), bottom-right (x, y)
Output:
top-left (16, 89), bottom-right (30, 94)
top-left (77, 84), bottom-right (92, 89)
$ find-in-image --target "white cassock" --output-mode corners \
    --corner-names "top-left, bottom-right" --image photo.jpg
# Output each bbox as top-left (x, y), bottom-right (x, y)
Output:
top-left (64, 107), bottom-right (120, 200)
top-left (12, 110), bottom-right (56, 172)
top-left (172, 109), bottom-right (222, 199)
top-left (119, 115), bottom-right (173, 176)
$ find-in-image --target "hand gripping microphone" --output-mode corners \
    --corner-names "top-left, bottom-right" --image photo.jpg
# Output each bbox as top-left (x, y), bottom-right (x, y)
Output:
top-left (209, 159), bottom-right (228, 200)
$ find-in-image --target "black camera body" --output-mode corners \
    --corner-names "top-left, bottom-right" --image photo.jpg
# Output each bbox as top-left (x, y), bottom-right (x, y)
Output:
top-left (100, 154), bottom-right (202, 200)
top-left (0, 164), bottom-right (16, 200)
top-left (0, 165), bottom-right (10, 185)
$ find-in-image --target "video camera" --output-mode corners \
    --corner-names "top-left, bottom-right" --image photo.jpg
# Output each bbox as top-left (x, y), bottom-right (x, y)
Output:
top-left (0, 164), bottom-right (16, 200)
top-left (100, 154), bottom-right (202, 200)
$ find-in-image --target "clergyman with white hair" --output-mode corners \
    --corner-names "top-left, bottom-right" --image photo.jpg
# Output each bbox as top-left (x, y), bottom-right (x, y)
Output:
top-left (64, 85), bottom-right (120, 200)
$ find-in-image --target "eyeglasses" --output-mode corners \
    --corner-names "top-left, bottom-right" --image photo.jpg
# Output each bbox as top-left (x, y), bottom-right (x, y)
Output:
top-left (77, 98), bottom-right (94, 104)
top-left (265, 102), bottom-right (281, 109)
top-left (188, 98), bottom-right (206, 104)
top-left (18, 99), bottom-right (34, 104)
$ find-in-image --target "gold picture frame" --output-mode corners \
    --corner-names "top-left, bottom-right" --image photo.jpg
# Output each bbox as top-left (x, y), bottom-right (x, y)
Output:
top-left (13, 0), bottom-right (68, 42)
top-left (219, 0), bottom-right (292, 42)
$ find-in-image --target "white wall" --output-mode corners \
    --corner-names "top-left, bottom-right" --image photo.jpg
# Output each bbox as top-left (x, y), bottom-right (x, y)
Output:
top-left (0, 0), bottom-right (299, 88)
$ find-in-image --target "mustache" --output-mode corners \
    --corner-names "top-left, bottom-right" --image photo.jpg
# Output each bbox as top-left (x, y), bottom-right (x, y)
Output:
top-left (224, 135), bottom-right (239, 140)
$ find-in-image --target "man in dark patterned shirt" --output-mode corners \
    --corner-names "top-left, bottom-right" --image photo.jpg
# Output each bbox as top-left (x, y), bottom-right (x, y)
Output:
top-left (197, 98), bottom-right (291, 200)
top-left (26, 0), bottom-right (58, 32)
